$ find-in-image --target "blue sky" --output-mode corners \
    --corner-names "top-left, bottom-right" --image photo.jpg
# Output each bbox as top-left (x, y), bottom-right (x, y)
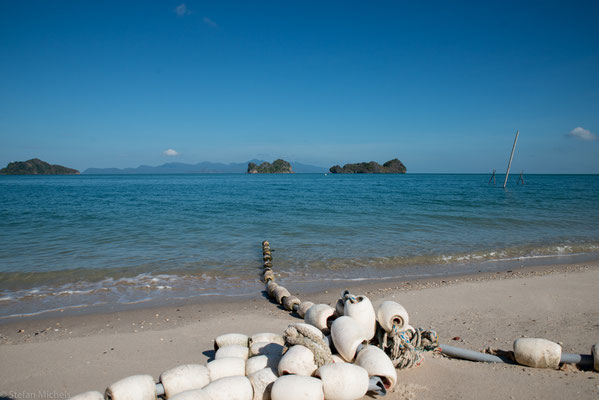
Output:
top-left (1, 1), bottom-right (598, 173)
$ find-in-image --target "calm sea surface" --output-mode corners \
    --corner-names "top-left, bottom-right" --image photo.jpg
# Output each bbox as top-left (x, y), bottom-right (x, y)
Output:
top-left (1, 174), bottom-right (598, 319)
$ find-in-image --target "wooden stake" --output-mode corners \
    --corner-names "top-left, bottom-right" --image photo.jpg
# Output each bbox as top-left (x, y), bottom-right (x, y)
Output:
top-left (503, 130), bottom-right (519, 189)
top-left (488, 169), bottom-right (496, 185)
top-left (517, 170), bottom-right (525, 185)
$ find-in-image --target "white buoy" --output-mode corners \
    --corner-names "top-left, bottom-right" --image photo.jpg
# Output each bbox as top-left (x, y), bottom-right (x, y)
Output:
top-left (250, 342), bottom-right (285, 357)
top-left (248, 367), bottom-right (278, 400)
top-left (297, 302), bottom-right (315, 319)
top-left (278, 345), bottom-right (318, 376)
top-left (282, 295), bottom-right (300, 311)
top-left (69, 391), bottom-right (104, 400)
top-left (215, 333), bottom-right (249, 350)
top-left (202, 376), bottom-right (253, 400)
top-left (165, 389), bottom-right (211, 400)
top-left (331, 355), bottom-right (346, 364)
top-left (513, 338), bottom-right (562, 369)
top-left (250, 333), bottom-right (286, 347)
top-left (304, 304), bottom-right (336, 333)
top-left (343, 295), bottom-right (377, 340)
top-left (160, 364), bottom-right (210, 398)
top-left (273, 286), bottom-right (291, 304)
top-left (330, 316), bottom-right (365, 362)
top-left (270, 375), bottom-right (324, 400)
top-left (105, 375), bottom-right (156, 400)
top-left (266, 281), bottom-right (278, 298)
top-left (593, 344), bottom-right (599, 372)
top-left (215, 345), bottom-right (250, 360)
top-left (207, 357), bottom-right (246, 381)
top-left (315, 363), bottom-right (369, 400)
top-left (354, 345), bottom-right (397, 390)
top-left (376, 301), bottom-right (409, 333)
top-left (246, 354), bottom-right (282, 376)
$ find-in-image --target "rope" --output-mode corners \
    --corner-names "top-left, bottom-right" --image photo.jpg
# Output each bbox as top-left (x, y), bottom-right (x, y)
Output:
top-left (283, 324), bottom-right (333, 367)
top-left (376, 324), bottom-right (438, 369)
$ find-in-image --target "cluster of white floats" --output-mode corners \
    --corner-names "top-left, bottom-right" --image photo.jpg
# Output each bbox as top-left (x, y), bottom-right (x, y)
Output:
top-left (70, 290), bottom-right (413, 400)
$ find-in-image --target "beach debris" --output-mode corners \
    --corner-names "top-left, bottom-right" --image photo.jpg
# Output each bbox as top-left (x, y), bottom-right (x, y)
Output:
top-left (248, 367), bottom-right (278, 400)
top-left (593, 344), bottom-right (599, 371)
top-left (246, 354), bottom-right (281, 376)
top-left (316, 363), bottom-right (369, 400)
top-left (214, 333), bottom-right (249, 351)
top-left (304, 304), bottom-right (336, 334)
top-left (202, 375), bottom-right (253, 400)
top-left (215, 344), bottom-right (250, 361)
top-left (270, 375), bottom-right (324, 400)
top-left (513, 338), bottom-right (561, 369)
top-left (206, 357), bottom-right (246, 381)
top-left (250, 332), bottom-right (285, 347)
top-left (278, 344), bottom-right (319, 376)
top-left (341, 291), bottom-right (377, 341)
top-left (297, 301), bottom-right (315, 318)
top-left (355, 345), bottom-right (397, 390)
top-left (105, 375), bottom-right (156, 400)
top-left (376, 301), bottom-right (409, 333)
top-left (330, 316), bottom-right (366, 362)
top-left (159, 365), bottom-right (210, 398)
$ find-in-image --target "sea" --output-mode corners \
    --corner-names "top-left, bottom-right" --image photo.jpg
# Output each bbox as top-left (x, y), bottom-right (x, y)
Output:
top-left (1, 173), bottom-right (598, 320)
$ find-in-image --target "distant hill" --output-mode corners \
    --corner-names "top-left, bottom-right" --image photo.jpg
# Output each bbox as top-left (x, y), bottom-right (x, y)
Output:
top-left (0, 158), bottom-right (79, 175)
top-left (329, 158), bottom-right (407, 174)
top-left (248, 159), bottom-right (293, 174)
top-left (83, 160), bottom-right (327, 174)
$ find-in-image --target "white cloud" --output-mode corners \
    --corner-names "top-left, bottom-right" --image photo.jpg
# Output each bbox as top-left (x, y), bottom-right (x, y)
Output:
top-left (163, 149), bottom-right (179, 156)
top-left (174, 4), bottom-right (190, 17)
top-left (203, 17), bottom-right (217, 27)
top-left (567, 127), bottom-right (597, 141)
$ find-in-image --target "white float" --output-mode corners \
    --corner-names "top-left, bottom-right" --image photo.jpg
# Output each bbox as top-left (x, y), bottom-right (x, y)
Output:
top-left (105, 374), bottom-right (156, 400)
top-left (266, 281), bottom-right (278, 298)
top-left (250, 342), bottom-right (285, 357)
top-left (69, 391), bottom-right (104, 400)
top-left (331, 355), bottom-right (346, 364)
top-left (315, 363), bottom-right (369, 400)
top-left (270, 375), bottom-right (324, 400)
top-left (304, 304), bottom-right (336, 333)
top-left (376, 301), bottom-right (409, 333)
top-left (297, 301), bottom-right (314, 319)
top-left (273, 286), bottom-right (291, 304)
top-left (215, 345), bottom-right (250, 360)
top-left (343, 295), bottom-right (376, 340)
top-left (248, 367), bottom-right (278, 400)
top-left (160, 364), bottom-right (210, 398)
top-left (202, 376), bottom-right (253, 400)
top-left (513, 338), bottom-right (562, 369)
top-left (330, 316), bottom-right (366, 362)
top-left (354, 345), bottom-right (397, 390)
top-left (207, 357), bottom-right (246, 381)
top-left (215, 333), bottom-right (249, 350)
top-left (250, 333), bottom-right (286, 346)
top-left (246, 354), bottom-right (282, 376)
top-left (282, 295), bottom-right (300, 311)
top-left (166, 389), bottom-right (211, 400)
top-left (278, 345), bottom-right (318, 376)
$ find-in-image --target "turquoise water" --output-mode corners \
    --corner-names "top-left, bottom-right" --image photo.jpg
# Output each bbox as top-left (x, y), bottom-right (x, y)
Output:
top-left (1, 174), bottom-right (598, 319)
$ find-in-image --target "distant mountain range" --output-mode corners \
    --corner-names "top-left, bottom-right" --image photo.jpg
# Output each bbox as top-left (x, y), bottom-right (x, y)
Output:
top-left (83, 160), bottom-right (328, 174)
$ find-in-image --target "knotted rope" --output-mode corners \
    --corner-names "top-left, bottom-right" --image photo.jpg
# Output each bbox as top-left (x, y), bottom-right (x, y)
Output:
top-left (283, 324), bottom-right (333, 367)
top-left (377, 324), bottom-right (439, 369)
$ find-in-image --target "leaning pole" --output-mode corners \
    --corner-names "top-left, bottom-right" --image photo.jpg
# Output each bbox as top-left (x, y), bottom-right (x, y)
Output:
top-left (503, 130), bottom-right (519, 189)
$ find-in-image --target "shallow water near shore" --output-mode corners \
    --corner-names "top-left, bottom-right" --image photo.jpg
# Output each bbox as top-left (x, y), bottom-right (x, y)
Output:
top-left (1, 173), bottom-right (598, 319)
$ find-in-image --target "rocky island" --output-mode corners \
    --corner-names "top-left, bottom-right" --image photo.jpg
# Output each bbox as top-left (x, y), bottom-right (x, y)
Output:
top-left (329, 158), bottom-right (406, 174)
top-left (247, 159), bottom-right (294, 174)
top-left (0, 158), bottom-right (79, 175)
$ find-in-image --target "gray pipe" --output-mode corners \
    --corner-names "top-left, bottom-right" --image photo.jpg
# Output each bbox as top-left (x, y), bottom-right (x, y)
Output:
top-left (439, 343), bottom-right (594, 368)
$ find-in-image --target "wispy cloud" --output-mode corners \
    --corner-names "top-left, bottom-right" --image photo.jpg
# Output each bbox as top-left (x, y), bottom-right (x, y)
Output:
top-left (174, 4), bottom-right (191, 17)
top-left (163, 149), bottom-right (179, 156)
top-left (203, 17), bottom-right (218, 27)
top-left (567, 127), bottom-right (597, 141)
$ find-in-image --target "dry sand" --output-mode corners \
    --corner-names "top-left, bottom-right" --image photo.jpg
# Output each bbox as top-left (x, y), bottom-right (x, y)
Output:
top-left (1, 262), bottom-right (598, 399)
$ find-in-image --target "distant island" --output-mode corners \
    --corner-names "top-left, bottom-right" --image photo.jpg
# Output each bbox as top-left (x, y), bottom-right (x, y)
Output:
top-left (84, 160), bottom-right (326, 174)
top-left (329, 158), bottom-right (406, 174)
top-left (0, 158), bottom-right (79, 175)
top-left (248, 159), bottom-right (294, 174)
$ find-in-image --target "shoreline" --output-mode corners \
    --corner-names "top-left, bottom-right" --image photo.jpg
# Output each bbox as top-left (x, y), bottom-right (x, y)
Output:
top-left (0, 260), bottom-right (598, 399)
top-left (1, 259), bottom-right (597, 343)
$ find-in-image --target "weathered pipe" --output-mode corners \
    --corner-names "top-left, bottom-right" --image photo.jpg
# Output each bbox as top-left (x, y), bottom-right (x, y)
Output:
top-left (439, 344), bottom-right (594, 369)
top-left (367, 376), bottom-right (387, 397)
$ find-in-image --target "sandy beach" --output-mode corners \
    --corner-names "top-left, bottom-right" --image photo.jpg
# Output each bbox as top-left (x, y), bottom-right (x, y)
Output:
top-left (1, 261), bottom-right (598, 400)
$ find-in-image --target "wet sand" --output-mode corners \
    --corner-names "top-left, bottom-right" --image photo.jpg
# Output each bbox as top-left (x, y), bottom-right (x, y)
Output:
top-left (1, 261), bottom-right (598, 399)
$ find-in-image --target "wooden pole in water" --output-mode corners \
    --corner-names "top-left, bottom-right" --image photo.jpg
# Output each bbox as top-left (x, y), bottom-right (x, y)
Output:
top-left (503, 130), bottom-right (519, 189)
top-left (488, 169), bottom-right (496, 185)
